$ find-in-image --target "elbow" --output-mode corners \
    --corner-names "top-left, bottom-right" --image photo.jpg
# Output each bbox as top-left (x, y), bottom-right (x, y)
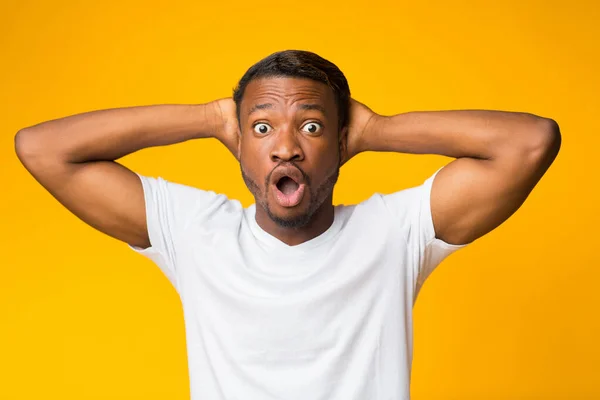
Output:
top-left (15, 128), bottom-right (40, 160)
top-left (15, 129), bottom-right (32, 159)
top-left (523, 117), bottom-right (562, 164)
top-left (15, 128), bottom-right (49, 168)
top-left (539, 117), bottom-right (561, 150)
top-left (15, 129), bottom-right (35, 169)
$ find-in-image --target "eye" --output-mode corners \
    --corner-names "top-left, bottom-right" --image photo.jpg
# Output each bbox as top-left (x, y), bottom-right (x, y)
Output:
top-left (253, 123), bottom-right (272, 135)
top-left (302, 122), bottom-right (322, 134)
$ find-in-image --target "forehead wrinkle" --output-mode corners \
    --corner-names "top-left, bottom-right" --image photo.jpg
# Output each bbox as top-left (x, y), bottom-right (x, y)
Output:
top-left (248, 103), bottom-right (273, 117)
top-left (245, 79), bottom-right (334, 119)
top-left (298, 103), bottom-right (327, 115)
top-left (248, 100), bottom-right (329, 120)
top-left (255, 78), bottom-right (326, 93)
top-left (247, 100), bottom-right (327, 117)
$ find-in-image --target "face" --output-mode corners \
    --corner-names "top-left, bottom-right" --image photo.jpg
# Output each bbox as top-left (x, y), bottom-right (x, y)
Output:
top-left (238, 76), bottom-right (343, 229)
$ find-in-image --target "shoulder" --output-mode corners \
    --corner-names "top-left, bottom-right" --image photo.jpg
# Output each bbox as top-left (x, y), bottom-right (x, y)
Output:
top-left (377, 168), bottom-right (441, 217)
top-left (136, 173), bottom-right (243, 226)
top-left (349, 169), bottom-right (443, 241)
top-left (357, 183), bottom-right (426, 222)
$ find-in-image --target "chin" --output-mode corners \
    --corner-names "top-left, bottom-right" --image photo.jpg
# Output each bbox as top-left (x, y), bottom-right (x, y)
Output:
top-left (269, 212), bottom-right (313, 229)
top-left (265, 202), bottom-right (313, 229)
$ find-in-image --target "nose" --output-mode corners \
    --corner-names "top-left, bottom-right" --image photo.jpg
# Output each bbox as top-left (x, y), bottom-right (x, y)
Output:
top-left (270, 125), bottom-right (304, 163)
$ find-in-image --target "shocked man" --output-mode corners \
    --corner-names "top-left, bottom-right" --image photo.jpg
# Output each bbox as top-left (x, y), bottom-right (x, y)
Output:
top-left (15, 50), bottom-right (561, 399)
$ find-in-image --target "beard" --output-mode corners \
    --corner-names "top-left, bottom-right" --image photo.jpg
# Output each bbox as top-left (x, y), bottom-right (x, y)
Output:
top-left (240, 161), bottom-right (340, 229)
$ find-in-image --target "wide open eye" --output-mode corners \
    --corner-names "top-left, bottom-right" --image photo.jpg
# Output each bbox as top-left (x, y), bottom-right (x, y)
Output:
top-left (253, 123), bottom-right (272, 134)
top-left (301, 122), bottom-right (322, 134)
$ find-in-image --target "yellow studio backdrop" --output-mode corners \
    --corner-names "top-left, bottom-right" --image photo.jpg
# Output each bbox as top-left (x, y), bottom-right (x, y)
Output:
top-left (1, 0), bottom-right (598, 399)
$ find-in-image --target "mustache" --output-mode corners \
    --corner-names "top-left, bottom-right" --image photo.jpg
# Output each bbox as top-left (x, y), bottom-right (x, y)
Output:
top-left (265, 161), bottom-right (311, 188)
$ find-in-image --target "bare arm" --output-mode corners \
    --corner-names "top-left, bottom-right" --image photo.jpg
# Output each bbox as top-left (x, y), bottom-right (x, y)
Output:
top-left (14, 99), bottom-right (239, 249)
top-left (351, 101), bottom-right (561, 245)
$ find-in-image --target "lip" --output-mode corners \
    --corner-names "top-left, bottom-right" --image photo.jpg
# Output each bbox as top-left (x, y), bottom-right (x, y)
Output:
top-left (272, 182), bottom-right (306, 207)
top-left (270, 165), bottom-right (305, 186)
top-left (270, 165), bottom-right (307, 208)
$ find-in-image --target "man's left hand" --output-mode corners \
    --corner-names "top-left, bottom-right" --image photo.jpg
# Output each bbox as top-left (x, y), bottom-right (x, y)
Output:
top-left (341, 98), bottom-right (381, 166)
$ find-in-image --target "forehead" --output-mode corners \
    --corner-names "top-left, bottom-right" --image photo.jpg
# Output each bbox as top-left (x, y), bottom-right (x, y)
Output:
top-left (241, 77), bottom-right (336, 117)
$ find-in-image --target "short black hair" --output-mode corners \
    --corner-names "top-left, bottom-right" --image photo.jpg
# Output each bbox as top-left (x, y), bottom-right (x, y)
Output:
top-left (233, 50), bottom-right (351, 132)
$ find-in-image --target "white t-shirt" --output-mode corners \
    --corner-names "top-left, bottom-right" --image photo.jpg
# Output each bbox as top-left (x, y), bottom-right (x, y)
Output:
top-left (128, 168), bottom-right (465, 400)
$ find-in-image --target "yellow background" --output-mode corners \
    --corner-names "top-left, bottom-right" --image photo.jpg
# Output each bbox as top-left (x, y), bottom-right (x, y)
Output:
top-left (2, 0), bottom-right (598, 398)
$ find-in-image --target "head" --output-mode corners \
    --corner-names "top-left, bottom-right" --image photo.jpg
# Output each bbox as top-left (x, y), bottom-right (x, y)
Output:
top-left (232, 50), bottom-right (351, 229)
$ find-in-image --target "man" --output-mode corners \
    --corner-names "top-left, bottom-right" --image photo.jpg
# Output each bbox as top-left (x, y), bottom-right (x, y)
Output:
top-left (15, 50), bottom-right (561, 399)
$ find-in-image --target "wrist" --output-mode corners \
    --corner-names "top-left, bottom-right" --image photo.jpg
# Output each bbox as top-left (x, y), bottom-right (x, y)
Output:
top-left (197, 101), bottom-right (224, 140)
top-left (360, 113), bottom-right (387, 153)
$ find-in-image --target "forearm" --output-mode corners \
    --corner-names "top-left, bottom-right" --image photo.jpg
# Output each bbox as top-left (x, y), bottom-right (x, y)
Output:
top-left (364, 109), bottom-right (557, 160)
top-left (15, 102), bottom-right (222, 163)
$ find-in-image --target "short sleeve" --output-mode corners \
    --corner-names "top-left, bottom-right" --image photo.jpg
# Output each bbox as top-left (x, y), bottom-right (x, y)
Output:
top-left (381, 167), bottom-right (467, 302)
top-left (127, 173), bottom-right (226, 294)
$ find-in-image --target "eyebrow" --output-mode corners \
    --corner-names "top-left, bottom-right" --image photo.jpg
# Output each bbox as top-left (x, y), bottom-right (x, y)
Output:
top-left (247, 103), bottom-right (327, 117)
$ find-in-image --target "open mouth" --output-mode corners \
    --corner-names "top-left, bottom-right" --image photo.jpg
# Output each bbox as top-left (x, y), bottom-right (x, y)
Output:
top-left (276, 176), bottom-right (300, 195)
top-left (273, 174), bottom-right (305, 208)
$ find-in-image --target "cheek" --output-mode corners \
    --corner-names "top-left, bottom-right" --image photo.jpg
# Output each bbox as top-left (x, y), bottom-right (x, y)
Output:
top-left (240, 145), bottom-right (268, 180)
top-left (241, 137), bottom-right (267, 157)
top-left (316, 144), bottom-right (340, 168)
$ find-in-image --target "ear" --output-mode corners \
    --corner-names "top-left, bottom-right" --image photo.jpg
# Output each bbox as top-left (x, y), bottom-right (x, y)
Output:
top-left (339, 126), bottom-right (349, 166)
top-left (236, 131), bottom-right (242, 162)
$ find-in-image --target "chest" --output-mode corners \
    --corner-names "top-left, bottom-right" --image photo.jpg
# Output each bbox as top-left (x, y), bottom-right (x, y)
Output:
top-left (182, 232), bottom-right (409, 362)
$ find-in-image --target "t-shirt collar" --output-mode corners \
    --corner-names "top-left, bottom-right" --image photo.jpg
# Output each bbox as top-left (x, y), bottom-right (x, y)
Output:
top-left (245, 204), bottom-right (343, 255)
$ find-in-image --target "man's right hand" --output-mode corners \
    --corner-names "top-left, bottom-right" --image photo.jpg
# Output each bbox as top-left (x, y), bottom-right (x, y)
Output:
top-left (15, 99), bottom-right (241, 250)
top-left (211, 98), bottom-right (240, 161)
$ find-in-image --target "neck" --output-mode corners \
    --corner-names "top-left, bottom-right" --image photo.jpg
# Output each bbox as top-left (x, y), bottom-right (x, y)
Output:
top-left (255, 196), bottom-right (335, 246)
